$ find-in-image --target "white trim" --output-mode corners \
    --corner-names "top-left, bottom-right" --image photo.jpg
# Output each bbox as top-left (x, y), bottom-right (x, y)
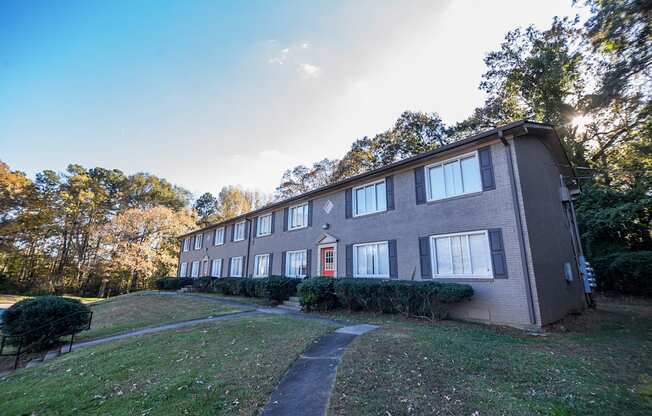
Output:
top-left (253, 253), bottom-right (271, 277)
top-left (288, 203), bottom-right (309, 230)
top-left (211, 259), bottom-right (223, 278)
top-left (191, 261), bottom-right (200, 278)
top-left (194, 234), bottom-right (203, 250)
top-left (352, 241), bottom-right (390, 278)
top-left (285, 249), bottom-right (308, 278)
top-left (230, 256), bottom-right (244, 277)
top-left (429, 230), bottom-right (493, 279)
top-left (318, 243), bottom-right (337, 277)
top-left (256, 214), bottom-right (273, 237)
top-left (179, 262), bottom-right (188, 277)
top-left (214, 227), bottom-right (225, 246)
top-left (424, 150), bottom-right (481, 202)
top-left (182, 238), bottom-right (190, 252)
top-left (233, 221), bottom-right (246, 242)
top-left (352, 178), bottom-right (387, 217)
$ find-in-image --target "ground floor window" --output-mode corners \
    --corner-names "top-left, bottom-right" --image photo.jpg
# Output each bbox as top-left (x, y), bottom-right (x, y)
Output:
top-left (430, 230), bottom-right (492, 278)
top-left (286, 250), bottom-right (307, 278)
top-left (353, 241), bottom-right (389, 278)
top-left (211, 259), bottom-right (223, 277)
top-left (254, 254), bottom-right (270, 277)
top-left (179, 262), bottom-right (187, 277)
top-left (191, 261), bottom-right (200, 278)
top-left (230, 256), bottom-right (243, 277)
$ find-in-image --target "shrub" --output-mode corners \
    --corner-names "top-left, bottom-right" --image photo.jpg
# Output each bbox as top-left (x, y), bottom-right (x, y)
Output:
top-left (591, 251), bottom-right (652, 297)
top-left (154, 277), bottom-right (193, 290)
top-left (202, 276), bottom-right (301, 303)
top-left (192, 277), bottom-right (212, 291)
top-left (297, 277), bottom-right (338, 311)
top-left (2, 296), bottom-right (91, 350)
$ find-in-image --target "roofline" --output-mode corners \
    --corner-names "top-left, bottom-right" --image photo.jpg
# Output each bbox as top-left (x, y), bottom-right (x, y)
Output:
top-left (179, 119), bottom-right (553, 238)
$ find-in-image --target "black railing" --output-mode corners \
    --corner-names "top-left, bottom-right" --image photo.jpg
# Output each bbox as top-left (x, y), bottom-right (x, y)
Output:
top-left (0, 310), bottom-right (93, 369)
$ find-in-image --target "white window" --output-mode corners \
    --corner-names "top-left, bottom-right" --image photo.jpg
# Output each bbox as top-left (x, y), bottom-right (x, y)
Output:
top-left (191, 261), bottom-right (200, 278)
top-left (214, 227), bottom-right (225, 246)
top-left (353, 179), bottom-right (387, 216)
top-left (233, 221), bottom-right (245, 241)
top-left (353, 241), bottom-right (390, 278)
top-left (194, 234), bottom-right (203, 250)
top-left (182, 238), bottom-right (190, 252)
top-left (286, 250), bottom-right (307, 278)
top-left (179, 262), bottom-right (188, 277)
top-left (211, 259), bottom-right (223, 277)
top-left (288, 203), bottom-right (309, 230)
top-left (430, 231), bottom-right (492, 278)
top-left (426, 152), bottom-right (482, 201)
top-left (230, 256), bottom-right (243, 277)
top-left (254, 254), bottom-right (270, 277)
top-left (257, 214), bottom-right (272, 237)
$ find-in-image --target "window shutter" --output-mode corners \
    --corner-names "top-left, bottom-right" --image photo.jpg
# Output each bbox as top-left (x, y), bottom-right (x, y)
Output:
top-left (345, 188), bottom-right (352, 218)
top-left (283, 208), bottom-right (289, 231)
top-left (388, 239), bottom-right (398, 278)
top-left (479, 147), bottom-right (495, 191)
top-left (243, 256), bottom-right (247, 277)
top-left (227, 258), bottom-right (232, 277)
top-left (306, 249), bottom-right (312, 277)
top-left (345, 244), bottom-right (353, 276)
top-left (191, 235), bottom-right (195, 250)
top-left (244, 221), bottom-right (249, 239)
top-left (252, 218), bottom-right (257, 238)
top-left (230, 225), bottom-right (234, 242)
top-left (386, 176), bottom-right (395, 210)
top-left (268, 253), bottom-right (274, 276)
top-left (270, 212), bottom-right (275, 234)
top-left (488, 229), bottom-right (508, 278)
top-left (281, 251), bottom-right (287, 276)
top-left (307, 201), bottom-right (313, 226)
top-left (419, 237), bottom-right (432, 279)
top-left (414, 166), bottom-right (426, 204)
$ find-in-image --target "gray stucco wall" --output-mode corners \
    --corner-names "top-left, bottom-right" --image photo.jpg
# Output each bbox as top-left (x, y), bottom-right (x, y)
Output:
top-left (179, 138), bottom-right (547, 328)
top-left (513, 136), bottom-right (586, 325)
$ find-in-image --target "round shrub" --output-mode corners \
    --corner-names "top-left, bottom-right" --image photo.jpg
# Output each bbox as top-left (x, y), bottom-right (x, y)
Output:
top-left (297, 278), bottom-right (338, 311)
top-left (3, 296), bottom-right (91, 350)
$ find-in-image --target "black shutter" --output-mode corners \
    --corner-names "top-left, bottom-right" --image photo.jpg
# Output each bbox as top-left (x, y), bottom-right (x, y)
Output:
top-left (386, 176), bottom-right (395, 210)
top-left (488, 229), bottom-right (508, 278)
top-left (268, 253), bottom-right (274, 276)
top-left (230, 225), bottom-right (234, 242)
top-left (191, 235), bottom-right (195, 250)
top-left (219, 258), bottom-right (224, 277)
top-left (242, 255), bottom-right (247, 277)
top-left (388, 239), bottom-right (398, 278)
top-left (270, 212), bottom-right (275, 234)
top-left (244, 221), bottom-right (249, 239)
top-left (414, 166), bottom-right (426, 204)
top-left (419, 237), bottom-right (432, 279)
top-left (227, 258), bottom-right (232, 277)
top-left (281, 251), bottom-right (287, 276)
top-left (283, 208), bottom-right (289, 231)
top-left (252, 217), bottom-right (257, 238)
top-left (305, 249), bottom-right (312, 277)
top-left (345, 188), bottom-right (352, 218)
top-left (307, 201), bottom-right (313, 226)
top-left (479, 147), bottom-right (495, 190)
top-left (345, 244), bottom-right (353, 276)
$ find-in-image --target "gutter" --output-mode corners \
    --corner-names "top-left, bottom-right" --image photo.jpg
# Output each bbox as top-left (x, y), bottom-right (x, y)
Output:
top-left (499, 129), bottom-right (537, 326)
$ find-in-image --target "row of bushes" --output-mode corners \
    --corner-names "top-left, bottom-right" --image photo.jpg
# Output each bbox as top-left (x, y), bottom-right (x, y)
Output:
top-left (591, 251), bottom-right (652, 297)
top-left (154, 277), bottom-right (194, 290)
top-left (298, 277), bottom-right (474, 319)
top-left (193, 276), bottom-right (301, 303)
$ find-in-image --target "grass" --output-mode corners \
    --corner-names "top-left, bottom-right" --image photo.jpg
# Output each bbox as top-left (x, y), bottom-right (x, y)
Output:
top-left (0, 293), bottom-right (103, 307)
top-left (80, 291), bottom-right (241, 340)
top-left (0, 315), bottom-right (335, 415)
top-left (327, 297), bottom-right (652, 416)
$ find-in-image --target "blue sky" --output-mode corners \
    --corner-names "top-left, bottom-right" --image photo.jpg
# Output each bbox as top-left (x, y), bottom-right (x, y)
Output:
top-left (1, 0), bottom-right (586, 196)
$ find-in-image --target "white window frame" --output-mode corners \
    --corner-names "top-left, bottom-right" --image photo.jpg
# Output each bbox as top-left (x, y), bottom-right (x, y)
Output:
top-left (288, 203), bottom-right (309, 230)
top-left (425, 151), bottom-right (482, 202)
top-left (194, 234), bottom-right (203, 250)
top-left (233, 221), bottom-right (246, 242)
top-left (429, 230), bottom-right (493, 279)
top-left (285, 249), bottom-right (308, 278)
top-left (256, 214), bottom-right (272, 237)
top-left (253, 254), bottom-right (270, 277)
top-left (214, 227), bottom-right (225, 246)
top-left (179, 262), bottom-right (188, 277)
top-left (352, 241), bottom-right (390, 278)
top-left (182, 238), bottom-right (190, 252)
top-left (230, 256), bottom-right (243, 277)
top-left (191, 261), bottom-right (200, 278)
top-left (352, 178), bottom-right (387, 217)
top-left (211, 259), bottom-right (223, 277)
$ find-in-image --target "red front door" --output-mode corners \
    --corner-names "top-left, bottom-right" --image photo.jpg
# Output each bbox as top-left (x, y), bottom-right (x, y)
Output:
top-left (320, 247), bottom-right (335, 277)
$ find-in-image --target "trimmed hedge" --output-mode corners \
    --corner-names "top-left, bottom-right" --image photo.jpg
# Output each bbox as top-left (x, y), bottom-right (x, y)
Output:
top-left (591, 251), bottom-right (652, 297)
top-left (203, 276), bottom-right (301, 303)
top-left (298, 277), bottom-right (474, 319)
top-left (154, 277), bottom-right (194, 290)
top-left (3, 296), bottom-right (91, 350)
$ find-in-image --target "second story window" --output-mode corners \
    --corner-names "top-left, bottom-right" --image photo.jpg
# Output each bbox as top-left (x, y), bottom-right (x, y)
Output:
top-left (353, 179), bottom-right (387, 217)
top-left (194, 234), bottom-right (203, 250)
top-left (182, 238), bottom-right (190, 252)
top-left (257, 214), bottom-right (272, 237)
top-left (288, 203), bottom-right (309, 230)
top-left (233, 221), bottom-right (245, 241)
top-left (214, 227), bottom-right (225, 246)
top-left (426, 152), bottom-right (482, 201)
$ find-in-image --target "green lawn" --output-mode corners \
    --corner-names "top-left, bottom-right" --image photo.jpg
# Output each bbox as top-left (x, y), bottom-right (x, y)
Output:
top-left (80, 291), bottom-right (242, 340)
top-left (328, 297), bottom-right (652, 416)
top-left (0, 315), bottom-right (335, 415)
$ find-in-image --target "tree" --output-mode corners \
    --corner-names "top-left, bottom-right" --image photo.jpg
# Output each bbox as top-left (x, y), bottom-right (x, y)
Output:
top-left (213, 186), bottom-right (269, 221)
top-left (275, 159), bottom-right (338, 200)
top-left (193, 192), bottom-right (218, 225)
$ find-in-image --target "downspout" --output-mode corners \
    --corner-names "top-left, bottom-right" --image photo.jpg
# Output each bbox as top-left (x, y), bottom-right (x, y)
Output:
top-left (499, 130), bottom-right (537, 326)
top-left (245, 218), bottom-right (253, 278)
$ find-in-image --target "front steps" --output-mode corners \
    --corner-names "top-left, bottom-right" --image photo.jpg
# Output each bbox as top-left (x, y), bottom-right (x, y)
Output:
top-left (279, 296), bottom-right (301, 311)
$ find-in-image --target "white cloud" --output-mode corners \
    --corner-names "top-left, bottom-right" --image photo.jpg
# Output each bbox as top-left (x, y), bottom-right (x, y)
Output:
top-left (298, 63), bottom-right (320, 78)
